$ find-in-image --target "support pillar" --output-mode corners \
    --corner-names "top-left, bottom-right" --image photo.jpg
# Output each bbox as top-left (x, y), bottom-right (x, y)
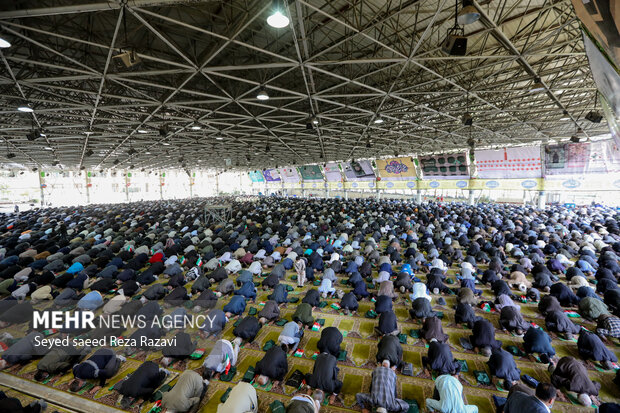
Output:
top-left (38, 172), bottom-right (45, 207)
top-left (538, 191), bottom-right (546, 209)
top-left (189, 174), bottom-right (193, 198)
top-left (159, 173), bottom-right (163, 200)
top-left (324, 183), bottom-right (329, 199)
top-left (215, 173), bottom-right (220, 195)
top-left (416, 189), bottom-right (422, 204)
top-left (125, 173), bottom-right (130, 202)
top-left (85, 172), bottom-right (90, 204)
top-left (468, 189), bottom-right (475, 205)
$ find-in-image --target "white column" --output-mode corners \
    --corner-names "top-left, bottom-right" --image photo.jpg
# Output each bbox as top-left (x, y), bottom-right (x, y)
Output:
top-left (416, 189), bottom-right (422, 204)
top-left (468, 189), bottom-right (475, 205)
top-left (538, 190), bottom-right (546, 209)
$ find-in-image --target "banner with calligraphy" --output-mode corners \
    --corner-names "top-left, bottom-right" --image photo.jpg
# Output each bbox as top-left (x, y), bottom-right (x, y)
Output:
top-left (376, 157), bottom-right (417, 180)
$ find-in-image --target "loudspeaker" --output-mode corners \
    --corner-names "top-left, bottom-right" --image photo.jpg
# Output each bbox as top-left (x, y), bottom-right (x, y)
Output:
top-left (570, 135), bottom-right (580, 143)
top-left (585, 111), bottom-right (602, 123)
top-left (442, 34), bottom-right (467, 56)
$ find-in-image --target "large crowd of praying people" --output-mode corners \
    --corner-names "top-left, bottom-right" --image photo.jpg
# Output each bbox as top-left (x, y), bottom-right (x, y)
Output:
top-left (0, 196), bottom-right (618, 413)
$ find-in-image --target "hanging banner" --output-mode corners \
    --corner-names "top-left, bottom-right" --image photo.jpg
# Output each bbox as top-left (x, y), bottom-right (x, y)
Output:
top-left (571, 0), bottom-right (619, 71)
top-left (419, 152), bottom-right (468, 179)
top-left (323, 162), bottom-right (342, 182)
top-left (544, 139), bottom-right (620, 175)
top-left (376, 157), bottom-right (416, 180)
top-left (278, 167), bottom-right (300, 183)
top-left (298, 165), bottom-right (324, 181)
top-left (248, 170), bottom-right (265, 182)
top-left (262, 169), bottom-right (281, 182)
top-left (475, 146), bottom-right (542, 179)
top-left (582, 31), bottom-right (620, 117)
top-left (340, 160), bottom-right (375, 181)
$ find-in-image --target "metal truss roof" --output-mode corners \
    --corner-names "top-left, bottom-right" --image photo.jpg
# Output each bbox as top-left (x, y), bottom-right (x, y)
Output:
top-left (0, 0), bottom-right (610, 172)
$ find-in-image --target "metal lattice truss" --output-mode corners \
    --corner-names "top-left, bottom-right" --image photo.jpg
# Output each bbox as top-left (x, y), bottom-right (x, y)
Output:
top-left (0, 0), bottom-right (611, 172)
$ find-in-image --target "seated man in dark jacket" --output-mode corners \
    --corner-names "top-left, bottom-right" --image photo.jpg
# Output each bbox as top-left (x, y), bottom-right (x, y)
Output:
top-left (233, 316), bottom-right (262, 343)
top-left (317, 327), bottom-right (343, 357)
top-left (34, 343), bottom-right (89, 383)
top-left (409, 297), bottom-right (435, 320)
top-left (118, 361), bottom-right (168, 409)
top-left (302, 289), bottom-right (320, 307)
top-left (487, 347), bottom-right (521, 389)
top-left (306, 352), bottom-right (342, 403)
top-left (545, 310), bottom-right (580, 340)
top-left (376, 334), bottom-right (403, 369)
top-left (577, 329), bottom-right (618, 370)
top-left (375, 310), bottom-right (399, 336)
top-left (550, 356), bottom-right (601, 406)
top-left (470, 319), bottom-right (502, 356)
top-left (161, 332), bottom-right (196, 367)
top-left (523, 326), bottom-right (555, 363)
top-left (255, 345), bottom-right (289, 386)
top-left (71, 348), bottom-right (124, 391)
top-left (339, 291), bottom-right (358, 315)
top-left (422, 339), bottom-right (461, 375)
top-left (503, 382), bottom-right (556, 413)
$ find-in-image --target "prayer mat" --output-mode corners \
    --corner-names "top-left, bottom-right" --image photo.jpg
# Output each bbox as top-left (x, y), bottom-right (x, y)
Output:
top-left (351, 343), bottom-right (370, 366)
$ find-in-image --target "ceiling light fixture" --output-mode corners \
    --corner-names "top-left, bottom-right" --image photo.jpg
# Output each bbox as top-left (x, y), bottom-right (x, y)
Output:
top-left (311, 116), bottom-right (319, 125)
top-left (374, 116), bottom-right (384, 124)
top-left (0, 37), bottom-right (10, 48)
top-left (267, 0), bottom-right (289, 28)
top-left (529, 77), bottom-right (545, 93)
top-left (216, 137), bottom-right (224, 140)
top-left (162, 142), bottom-right (170, 146)
top-left (256, 88), bottom-right (270, 101)
top-left (190, 125), bottom-right (201, 130)
top-left (17, 104), bottom-right (34, 113)
top-left (137, 129), bottom-right (148, 134)
top-left (462, 113), bottom-right (473, 126)
top-left (585, 110), bottom-right (602, 123)
top-left (457, 0), bottom-right (480, 25)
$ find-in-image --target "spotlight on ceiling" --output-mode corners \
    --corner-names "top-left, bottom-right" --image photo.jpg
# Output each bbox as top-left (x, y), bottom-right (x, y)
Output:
top-left (6, 153), bottom-right (16, 159)
top-left (529, 77), bottom-right (545, 93)
top-left (311, 116), bottom-right (319, 125)
top-left (256, 88), bottom-right (270, 101)
top-left (17, 103), bottom-right (34, 113)
top-left (80, 166), bottom-right (86, 170)
top-left (462, 113), bottom-right (473, 126)
top-left (85, 149), bottom-right (94, 157)
top-left (113, 49), bottom-right (141, 68)
top-left (457, 0), bottom-right (480, 25)
top-left (27, 129), bottom-right (44, 141)
top-left (366, 140), bottom-right (371, 148)
top-left (52, 160), bottom-right (59, 166)
top-left (113, 159), bottom-right (120, 165)
top-left (442, 27), bottom-right (467, 56)
top-left (265, 144), bottom-right (271, 152)
top-left (32, 167), bottom-right (37, 172)
top-left (585, 110), bottom-right (603, 123)
top-left (128, 148), bottom-right (137, 156)
top-left (373, 115), bottom-right (384, 124)
top-left (0, 36), bottom-right (11, 48)
top-left (159, 125), bottom-right (169, 136)
top-left (267, 0), bottom-right (290, 28)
